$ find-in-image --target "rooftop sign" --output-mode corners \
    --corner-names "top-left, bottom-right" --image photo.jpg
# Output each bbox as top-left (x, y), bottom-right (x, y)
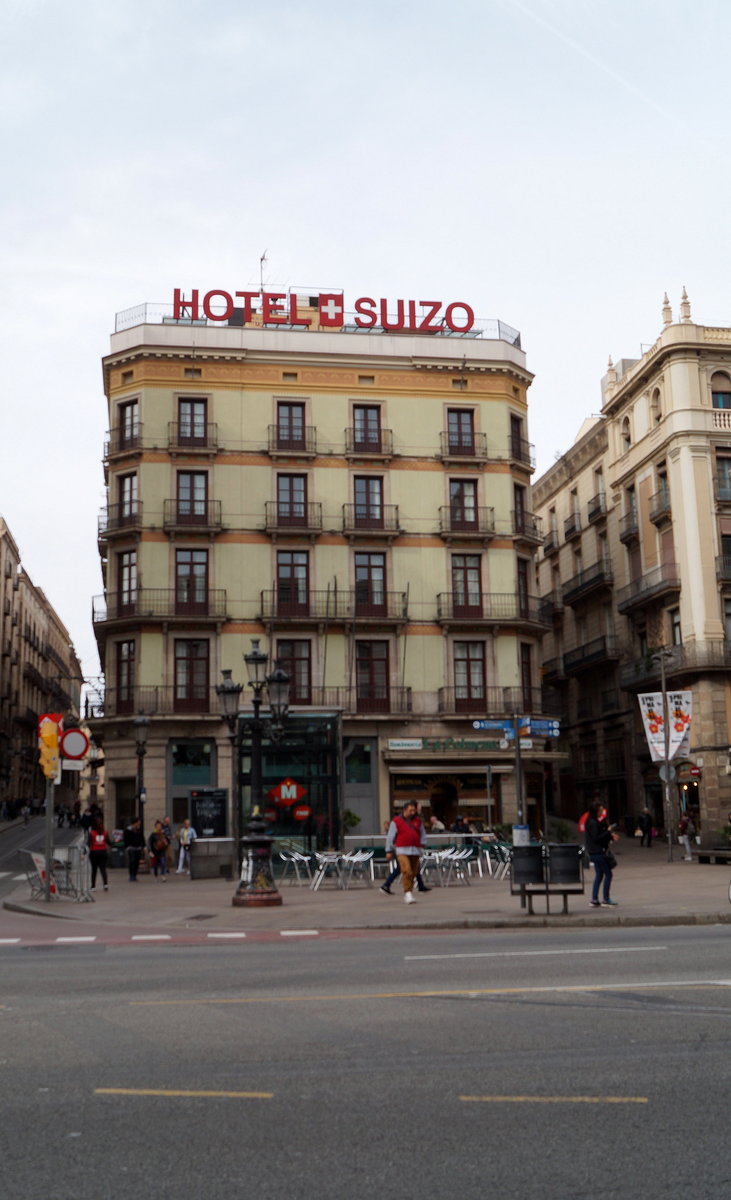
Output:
top-left (173, 287), bottom-right (476, 334)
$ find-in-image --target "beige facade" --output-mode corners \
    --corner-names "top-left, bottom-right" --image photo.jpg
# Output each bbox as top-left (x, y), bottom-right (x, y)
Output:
top-left (89, 293), bottom-right (560, 842)
top-left (0, 517), bottom-right (82, 810)
top-left (533, 294), bottom-right (731, 834)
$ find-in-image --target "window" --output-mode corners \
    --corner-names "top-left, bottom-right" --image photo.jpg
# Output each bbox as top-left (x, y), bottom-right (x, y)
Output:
top-left (177, 472), bottom-right (208, 523)
top-left (118, 400), bottom-right (139, 448)
top-left (345, 741), bottom-right (372, 784)
top-left (277, 474), bottom-right (307, 525)
top-left (176, 549), bottom-right (208, 614)
top-left (277, 640), bottom-right (311, 704)
top-left (355, 552), bottom-right (386, 615)
top-left (353, 406), bottom-right (382, 452)
top-left (115, 640), bottom-right (135, 714)
top-left (722, 534), bottom-right (731, 572)
top-left (510, 414), bottom-right (524, 460)
top-left (117, 550), bottom-right (137, 611)
top-left (717, 456), bottom-right (731, 500)
top-left (724, 598), bottom-right (731, 642)
top-left (354, 476), bottom-right (383, 527)
top-left (621, 417), bottom-right (631, 451)
top-left (513, 483), bottom-right (527, 534)
top-left (356, 641), bottom-right (389, 712)
top-left (449, 479), bottom-right (477, 529)
top-left (451, 554), bottom-right (481, 615)
top-left (277, 551), bottom-right (309, 615)
top-left (276, 402), bottom-right (306, 450)
top-left (517, 559), bottom-right (530, 618)
top-left (118, 473), bottom-right (138, 521)
top-left (520, 643), bottom-right (534, 711)
top-left (447, 409), bottom-right (475, 454)
top-left (454, 641), bottom-right (485, 711)
top-left (178, 397), bottom-right (207, 444)
top-left (670, 608), bottom-right (682, 646)
top-left (174, 640), bottom-right (209, 713)
top-left (651, 388), bottom-right (662, 424)
top-left (712, 372), bottom-right (731, 408)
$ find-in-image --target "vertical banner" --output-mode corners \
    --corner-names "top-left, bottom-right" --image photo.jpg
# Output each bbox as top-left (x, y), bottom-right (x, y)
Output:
top-left (638, 692), bottom-right (692, 762)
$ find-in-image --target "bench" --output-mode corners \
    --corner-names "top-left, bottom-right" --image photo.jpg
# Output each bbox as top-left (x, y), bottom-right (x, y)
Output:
top-left (692, 846), bottom-right (731, 865)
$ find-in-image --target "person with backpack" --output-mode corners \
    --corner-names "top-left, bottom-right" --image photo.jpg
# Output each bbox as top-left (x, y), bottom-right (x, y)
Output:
top-left (148, 820), bottom-right (170, 880)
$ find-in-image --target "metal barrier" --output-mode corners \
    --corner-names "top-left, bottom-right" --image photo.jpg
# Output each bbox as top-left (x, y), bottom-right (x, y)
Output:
top-left (20, 841), bottom-right (93, 903)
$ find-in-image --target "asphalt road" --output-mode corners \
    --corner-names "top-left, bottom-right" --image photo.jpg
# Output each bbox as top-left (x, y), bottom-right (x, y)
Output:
top-left (2, 924), bottom-right (730, 1200)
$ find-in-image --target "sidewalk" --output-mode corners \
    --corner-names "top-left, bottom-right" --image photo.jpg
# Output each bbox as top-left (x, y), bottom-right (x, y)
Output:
top-left (3, 836), bottom-right (731, 932)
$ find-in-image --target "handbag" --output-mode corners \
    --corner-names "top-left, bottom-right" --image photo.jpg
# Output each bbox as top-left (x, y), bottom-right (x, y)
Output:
top-left (605, 848), bottom-right (617, 869)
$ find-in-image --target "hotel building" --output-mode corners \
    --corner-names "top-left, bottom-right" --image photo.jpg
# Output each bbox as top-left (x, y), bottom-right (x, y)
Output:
top-left (88, 288), bottom-right (560, 844)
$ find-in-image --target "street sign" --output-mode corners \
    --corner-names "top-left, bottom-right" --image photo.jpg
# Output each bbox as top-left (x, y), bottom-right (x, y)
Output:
top-left (473, 719), bottom-right (514, 732)
top-left (60, 728), bottom-right (89, 760)
top-left (525, 719), bottom-right (561, 738)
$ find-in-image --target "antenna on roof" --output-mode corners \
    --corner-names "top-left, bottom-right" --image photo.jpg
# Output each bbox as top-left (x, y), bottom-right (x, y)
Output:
top-left (260, 249), bottom-right (268, 292)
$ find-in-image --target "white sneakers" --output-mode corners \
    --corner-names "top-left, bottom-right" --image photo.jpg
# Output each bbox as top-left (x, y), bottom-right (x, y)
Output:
top-left (405, 891), bottom-right (416, 904)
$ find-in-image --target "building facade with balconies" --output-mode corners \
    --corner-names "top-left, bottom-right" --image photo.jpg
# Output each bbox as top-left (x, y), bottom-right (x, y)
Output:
top-left (533, 292), bottom-right (731, 835)
top-left (88, 289), bottom-right (558, 843)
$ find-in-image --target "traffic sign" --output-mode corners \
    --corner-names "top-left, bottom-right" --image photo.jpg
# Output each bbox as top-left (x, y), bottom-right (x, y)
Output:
top-left (60, 728), bottom-right (89, 760)
top-left (526, 718), bottom-right (561, 738)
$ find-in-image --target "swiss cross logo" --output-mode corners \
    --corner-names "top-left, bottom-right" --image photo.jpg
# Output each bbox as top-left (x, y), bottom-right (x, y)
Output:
top-left (318, 293), bottom-right (344, 328)
top-left (267, 777), bottom-right (308, 808)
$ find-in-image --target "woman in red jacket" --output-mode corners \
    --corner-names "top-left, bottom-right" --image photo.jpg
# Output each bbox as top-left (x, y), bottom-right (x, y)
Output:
top-left (88, 815), bottom-right (110, 891)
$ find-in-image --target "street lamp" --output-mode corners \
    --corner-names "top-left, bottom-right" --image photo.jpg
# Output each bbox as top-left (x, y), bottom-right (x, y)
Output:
top-left (652, 649), bottom-right (674, 863)
top-left (133, 714), bottom-right (149, 838)
top-left (217, 639), bottom-right (290, 908)
top-left (215, 668), bottom-right (244, 873)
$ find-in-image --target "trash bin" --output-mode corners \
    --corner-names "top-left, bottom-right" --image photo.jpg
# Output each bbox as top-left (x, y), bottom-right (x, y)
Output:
top-left (511, 844), bottom-right (544, 885)
top-left (547, 843), bottom-right (582, 884)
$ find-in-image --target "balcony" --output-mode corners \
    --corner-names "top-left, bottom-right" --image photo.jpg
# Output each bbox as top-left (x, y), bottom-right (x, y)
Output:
top-left (714, 476), bottom-right (731, 504)
top-left (587, 492), bottom-right (607, 524)
top-left (648, 487), bottom-right (671, 525)
top-left (439, 506), bottom-right (495, 541)
top-left (561, 560), bottom-right (613, 606)
top-left (543, 529), bottom-right (560, 556)
top-left (509, 436), bottom-right (536, 471)
top-left (259, 588), bottom-right (408, 623)
top-left (92, 588), bottom-right (228, 626)
top-left (615, 562), bottom-right (680, 613)
top-left (168, 422), bottom-right (219, 455)
top-left (163, 499), bottom-right (223, 535)
top-left (342, 504), bottom-right (400, 539)
top-left (511, 511), bottom-right (543, 545)
top-left (267, 425), bottom-right (317, 458)
top-left (438, 430), bottom-right (488, 463)
top-left (437, 592), bottom-right (550, 629)
top-left (345, 428), bottom-right (394, 459)
top-left (538, 590), bottom-right (564, 622)
top-left (717, 554), bottom-right (731, 581)
top-left (564, 512), bottom-right (582, 541)
top-left (353, 687), bottom-right (412, 716)
top-left (563, 635), bottom-right (620, 675)
top-left (85, 684), bottom-right (222, 718)
top-left (619, 641), bottom-right (731, 690)
top-left (541, 657), bottom-right (564, 683)
top-left (264, 501), bottom-right (323, 538)
top-left (438, 685), bottom-right (547, 716)
top-left (104, 425), bottom-right (144, 459)
top-left (98, 502), bottom-right (144, 540)
top-left (618, 511), bottom-right (639, 545)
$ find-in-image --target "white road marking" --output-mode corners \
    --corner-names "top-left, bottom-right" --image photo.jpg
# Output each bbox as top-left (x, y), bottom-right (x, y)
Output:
top-left (56, 937), bottom-right (97, 944)
top-left (280, 930), bottom-right (319, 937)
top-left (405, 946), bottom-right (668, 961)
top-left (131, 934), bottom-right (172, 941)
top-left (207, 932), bottom-right (247, 939)
top-left (13, 874), bottom-right (26, 881)
top-left (0, 938), bottom-right (21, 944)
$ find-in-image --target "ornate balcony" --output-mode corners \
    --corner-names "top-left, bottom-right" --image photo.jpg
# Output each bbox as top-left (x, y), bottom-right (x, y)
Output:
top-left (543, 529), bottom-right (560, 556)
top-left (438, 430), bottom-right (488, 463)
top-left (619, 511), bottom-right (639, 544)
top-left (561, 560), bottom-right (613, 606)
top-left (168, 422), bottom-right (219, 454)
top-left (98, 502), bottom-right (144, 540)
top-left (264, 501), bottom-right (323, 538)
top-left (439, 506), bottom-right (495, 541)
top-left (267, 425), bottom-right (317, 457)
top-left (619, 641), bottom-right (731, 690)
top-left (345, 428), bottom-right (394, 459)
top-left (342, 504), bottom-right (400, 539)
top-left (259, 588), bottom-right (408, 623)
top-left (511, 511), bottom-right (543, 544)
top-left (538, 591), bottom-right (564, 622)
top-left (104, 425), bottom-right (144, 460)
top-left (648, 487), bottom-right (671, 525)
top-left (563, 635), bottom-right (620, 675)
top-left (587, 493), bottom-right (607, 524)
top-left (438, 685), bottom-right (547, 716)
top-left (564, 512), bottom-right (582, 541)
top-left (163, 499), bottom-right (223, 534)
top-left (615, 562), bottom-right (680, 613)
top-left (84, 684), bottom-right (222, 718)
top-left (437, 592), bottom-right (550, 629)
top-left (509, 436), bottom-right (536, 471)
top-left (92, 589), bottom-right (228, 626)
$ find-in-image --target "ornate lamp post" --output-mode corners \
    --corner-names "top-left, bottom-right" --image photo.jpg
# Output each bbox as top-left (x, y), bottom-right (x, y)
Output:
top-left (215, 668), bottom-right (244, 873)
top-left (133, 714), bottom-right (149, 838)
top-left (217, 639), bottom-right (290, 908)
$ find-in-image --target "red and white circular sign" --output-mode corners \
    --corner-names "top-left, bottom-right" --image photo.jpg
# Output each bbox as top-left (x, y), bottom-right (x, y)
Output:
top-left (60, 729), bottom-right (90, 760)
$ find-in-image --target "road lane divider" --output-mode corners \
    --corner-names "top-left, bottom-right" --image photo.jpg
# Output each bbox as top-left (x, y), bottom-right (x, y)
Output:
top-left (460, 1095), bottom-right (648, 1105)
top-left (95, 1088), bottom-right (272, 1100)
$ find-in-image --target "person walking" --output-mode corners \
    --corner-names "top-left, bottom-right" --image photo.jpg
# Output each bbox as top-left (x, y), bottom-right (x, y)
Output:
top-left (176, 818), bottom-right (197, 874)
top-left (585, 800), bottom-right (619, 908)
top-left (678, 813), bottom-right (695, 861)
top-left (88, 815), bottom-right (111, 892)
top-left (385, 800), bottom-right (426, 904)
top-left (123, 817), bottom-right (145, 881)
top-left (148, 820), bottom-right (169, 880)
top-left (638, 807), bottom-right (653, 848)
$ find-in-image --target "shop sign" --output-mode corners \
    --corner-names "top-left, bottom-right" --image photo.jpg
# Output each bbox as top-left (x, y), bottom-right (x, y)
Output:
top-left (267, 777), bottom-right (307, 808)
top-left (422, 737), bottom-right (503, 753)
top-left (676, 763), bottom-right (702, 783)
top-left (173, 288), bottom-right (476, 334)
top-left (388, 739), bottom-right (423, 750)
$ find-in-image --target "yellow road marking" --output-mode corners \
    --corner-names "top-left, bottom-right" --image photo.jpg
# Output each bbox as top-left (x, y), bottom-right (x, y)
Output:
top-left (129, 981), bottom-right (730, 1007)
top-left (95, 1088), bottom-right (272, 1099)
top-left (460, 1095), bottom-right (648, 1104)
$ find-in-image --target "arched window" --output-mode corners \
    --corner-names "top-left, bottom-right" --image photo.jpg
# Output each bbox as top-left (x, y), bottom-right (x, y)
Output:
top-left (621, 416), bottom-right (631, 451)
top-left (651, 388), bottom-right (662, 424)
top-left (711, 372), bottom-right (731, 409)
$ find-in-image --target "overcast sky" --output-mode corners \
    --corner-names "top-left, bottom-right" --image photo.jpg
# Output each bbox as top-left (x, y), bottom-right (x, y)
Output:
top-left (2, 0), bottom-right (729, 679)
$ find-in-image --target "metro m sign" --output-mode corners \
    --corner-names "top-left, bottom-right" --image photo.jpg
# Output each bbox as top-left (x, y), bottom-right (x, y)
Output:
top-left (267, 777), bottom-right (307, 809)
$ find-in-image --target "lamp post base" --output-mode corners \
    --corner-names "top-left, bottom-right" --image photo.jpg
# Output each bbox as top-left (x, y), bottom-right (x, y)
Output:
top-left (232, 888), bottom-right (283, 908)
top-left (234, 810), bottom-right (283, 907)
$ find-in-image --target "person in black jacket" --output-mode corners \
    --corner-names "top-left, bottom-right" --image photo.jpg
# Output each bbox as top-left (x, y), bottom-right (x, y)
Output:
top-left (123, 818), bottom-right (145, 881)
top-left (585, 801), bottom-right (618, 908)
